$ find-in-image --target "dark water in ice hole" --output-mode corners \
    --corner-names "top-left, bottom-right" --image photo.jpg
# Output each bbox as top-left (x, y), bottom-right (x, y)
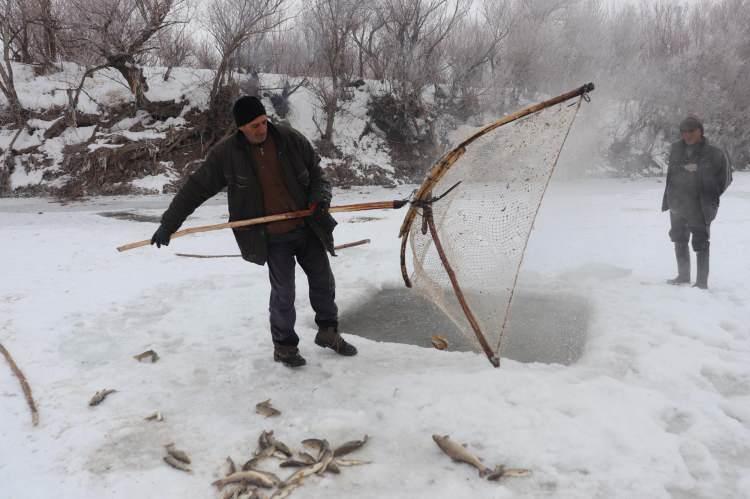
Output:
top-left (339, 287), bottom-right (590, 365)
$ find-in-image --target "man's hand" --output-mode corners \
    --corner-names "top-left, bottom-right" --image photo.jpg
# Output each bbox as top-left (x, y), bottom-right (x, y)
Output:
top-left (310, 200), bottom-right (330, 219)
top-left (150, 225), bottom-right (173, 248)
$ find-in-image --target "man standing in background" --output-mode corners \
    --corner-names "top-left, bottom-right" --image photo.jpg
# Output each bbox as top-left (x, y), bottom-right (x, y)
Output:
top-left (662, 116), bottom-right (731, 289)
top-left (150, 96), bottom-right (357, 367)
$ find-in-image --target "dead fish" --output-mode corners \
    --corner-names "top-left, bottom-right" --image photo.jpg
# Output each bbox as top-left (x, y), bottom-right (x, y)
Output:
top-left (297, 452), bottom-right (317, 465)
top-left (432, 434), bottom-right (490, 476)
top-left (268, 434), bottom-right (292, 457)
top-left (431, 335), bottom-right (449, 350)
top-left (257, 430), bottom-right (274, 452)
top-left (89, 389), bottom-right (116, 406)
top-left (270, 481), bottom-right (301, 499)
top-left (220, 484), bottom-right (246, 499)
top-left (165, 443), bottom-right (191, 464)
top-left (281, 438), bottom-right (333, 487)
top-left (212, 470), bottom-right (280, 490)
top-left (226, 456), bottom-right (237, 476)
top-left (334, 458), bottom-right (371, 467)
top-left (242, 455), bottom-right (266, 471)
top-left (164, 454), bottom-right (191, 472)
top-left (485, 465), bottom-right (532, 481)
top-left (255, 399), bottom-right (281, 418)
top-left (133, 349), bottom-right (159, 363)
top-left (144, 411), bottom-right (164, 422)
top-left (279, 458), bottom-right (312, 468)
top-left (333, 434), bottom-right (369, 457)
top-left (317, 448), bottom-right (335, 475)
top-left (301, 438), bottom-right (327, 460)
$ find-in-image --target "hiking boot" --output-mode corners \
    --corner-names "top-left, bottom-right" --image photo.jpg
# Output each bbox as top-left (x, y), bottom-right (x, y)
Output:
top-left (315, 326), bottom-right (358, 356)
top-left (693, 249), bottom-right (709, 289)
top-left (667, 242), bottom-right (690, 285)
top-left (273, 344), bottom-right (306, 367)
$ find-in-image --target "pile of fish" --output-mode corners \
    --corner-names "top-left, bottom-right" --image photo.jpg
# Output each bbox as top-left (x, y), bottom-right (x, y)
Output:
top-left (433, 434), bottom-right (530, 481)
top-left (213, 430), bottom-right (370, 499)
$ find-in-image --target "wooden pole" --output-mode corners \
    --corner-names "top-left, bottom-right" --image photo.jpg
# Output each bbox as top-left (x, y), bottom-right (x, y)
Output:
top-left (0, 343), bottom-right (39, 426)
top-left (117, 201), bottom-right (406, 252)
top-left (174, 239), bottom-right (372, 258)
top-left (424, 208), bottom-right (499, 367)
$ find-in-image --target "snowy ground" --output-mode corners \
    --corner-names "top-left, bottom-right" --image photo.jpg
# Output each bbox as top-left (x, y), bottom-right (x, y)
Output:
top-left (1, 175), bottom-right (749, 498)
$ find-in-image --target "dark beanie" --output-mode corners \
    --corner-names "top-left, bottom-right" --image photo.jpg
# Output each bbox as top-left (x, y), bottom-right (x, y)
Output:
top-left (679, 116), bottom-right (703, 132)
top-left (233, 95), bottom-right (267, 127)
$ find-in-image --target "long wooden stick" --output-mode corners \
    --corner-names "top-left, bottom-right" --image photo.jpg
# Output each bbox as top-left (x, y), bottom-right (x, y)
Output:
top-left (117, 200), bottom-right (406, 252)
top-left (174, 238), bottom-right (372, 258)
top-left (0, 343), bottom-right (39, 426)
top-left (424, 209), bottom-right (499, 367)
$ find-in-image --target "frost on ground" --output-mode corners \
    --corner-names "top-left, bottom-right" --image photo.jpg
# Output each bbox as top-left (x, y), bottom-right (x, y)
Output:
top-left (1, 176), bottom-right (749, 499)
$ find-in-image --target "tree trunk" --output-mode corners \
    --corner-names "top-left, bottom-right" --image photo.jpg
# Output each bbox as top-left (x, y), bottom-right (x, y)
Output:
top-left (110, 60), bottom-right (150, 109)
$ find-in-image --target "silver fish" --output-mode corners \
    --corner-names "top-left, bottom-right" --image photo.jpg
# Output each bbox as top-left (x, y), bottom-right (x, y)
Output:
top-left (333, 435), bottom-right (369, 457)
top-left (89, 389), bottom-right (116, 406)
top-left (316, 446), bottom-right (334, 475)
top-left (301, 438), bottom-right (327, 460)
top-left (255, 399), bottom-right (281, 418)
top-left (212, 470), bottom-right (280, 490)
top-left (144, 411), bottom-right (163, 422)
top-left (257, 430), bottom-right (274, 452)
top-left (298, 452), bottom-right (317, 465)
top-left (165, 443), bottom-right (191, 464)
top-left (164, 455), bottom-right (191, 472)
top-left (279, 458), bottom-right (311, 468)
top-left (226, 456), bottom-right (237, 475)
top-left (133, 349), bottom-right (159, 363)
top-left (267, 433), bottom-right (292, 457)
top-left (280, 455), bottom-right (328, 487)
top-left (334, 458), bottom-right (371, 467)
top-left (485, 465), bottom-right (531, 481)
top-left (432, 434), bottom-right (490, 476)
top-left (269, 481), bottom-right (301, 499)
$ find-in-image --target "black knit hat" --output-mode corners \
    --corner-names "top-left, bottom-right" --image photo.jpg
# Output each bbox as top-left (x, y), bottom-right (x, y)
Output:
top-left (233, 95), bottom-right (267, 127)
top-left (679, 116), bottom-right (703, 133)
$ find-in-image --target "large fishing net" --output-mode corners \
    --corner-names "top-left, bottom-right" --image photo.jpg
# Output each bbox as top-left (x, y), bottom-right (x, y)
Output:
top-left (399, 84), bottom-right (593, 366)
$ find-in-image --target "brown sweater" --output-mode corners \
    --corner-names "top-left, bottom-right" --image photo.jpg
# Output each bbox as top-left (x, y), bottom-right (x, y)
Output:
top-left (249, 134), bottom-right (305, 235)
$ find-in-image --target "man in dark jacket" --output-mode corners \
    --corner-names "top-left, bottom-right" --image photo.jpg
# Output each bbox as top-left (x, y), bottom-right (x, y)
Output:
top-left (150, 95), bottom-right (357, 367)
top-left (662, 116), bottom-right (731, 289)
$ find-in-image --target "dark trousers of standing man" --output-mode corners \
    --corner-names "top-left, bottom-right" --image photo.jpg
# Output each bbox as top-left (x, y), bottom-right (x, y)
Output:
top-left (266, 226), bottom-right (338, 347)
top-left (668, 211), bottom-right (709, 251)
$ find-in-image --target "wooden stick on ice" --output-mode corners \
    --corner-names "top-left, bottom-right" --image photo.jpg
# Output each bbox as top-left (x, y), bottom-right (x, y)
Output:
top-left (0, 343), bottom-right (39, 426)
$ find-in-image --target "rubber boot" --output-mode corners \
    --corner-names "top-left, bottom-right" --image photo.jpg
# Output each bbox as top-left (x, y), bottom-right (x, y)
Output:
top-left (693, 249), bottom-right (709, 289)
top-left (667, 242), bottom-right (690, 285)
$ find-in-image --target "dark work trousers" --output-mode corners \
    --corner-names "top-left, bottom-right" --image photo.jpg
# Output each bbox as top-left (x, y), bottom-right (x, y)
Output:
top-left (266, 226), bottom-right (338, 346)
top-left (669, 211), bottom-right (710, 252)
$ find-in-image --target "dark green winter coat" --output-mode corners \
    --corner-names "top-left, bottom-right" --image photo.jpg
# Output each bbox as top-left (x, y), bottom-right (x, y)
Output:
top-left (160, 122), bottom-right (336, 265)
top-left (661, 137), bottom-right (731, 224)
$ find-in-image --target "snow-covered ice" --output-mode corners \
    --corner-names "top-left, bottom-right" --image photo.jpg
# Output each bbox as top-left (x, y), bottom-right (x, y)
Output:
top-left (1, 175), bottom-right (749, 498)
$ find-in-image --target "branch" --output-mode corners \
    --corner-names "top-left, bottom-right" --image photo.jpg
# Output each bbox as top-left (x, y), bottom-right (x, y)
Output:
top-left (0, 343), bottom-right (39, 427)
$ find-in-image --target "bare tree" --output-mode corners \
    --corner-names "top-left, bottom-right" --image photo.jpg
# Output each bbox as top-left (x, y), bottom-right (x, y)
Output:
top-left (203, 0), bottom-right (288, 103)
top-left (0, 0), bottom-right (27, 124)
top-left (304, 0), bottom-right (361, 146)
top-left (379, 0), bottom-right (469, 109)
top-left (350, 5), bottom-right (388, 79)
top-left (443, 0), bottom-right (513, 107)
top-left (155, 23), bottom-right (193, 80)
top-left (63, 0), bottom-right (187, 108)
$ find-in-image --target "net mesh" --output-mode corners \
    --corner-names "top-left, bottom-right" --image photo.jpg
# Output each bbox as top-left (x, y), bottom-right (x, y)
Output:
top-left (406, 99), bottom-right (582, 360)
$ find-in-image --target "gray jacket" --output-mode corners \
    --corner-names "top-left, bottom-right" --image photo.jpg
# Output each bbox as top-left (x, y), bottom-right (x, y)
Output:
top-left (661, 138), bottom-right (731, 223)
